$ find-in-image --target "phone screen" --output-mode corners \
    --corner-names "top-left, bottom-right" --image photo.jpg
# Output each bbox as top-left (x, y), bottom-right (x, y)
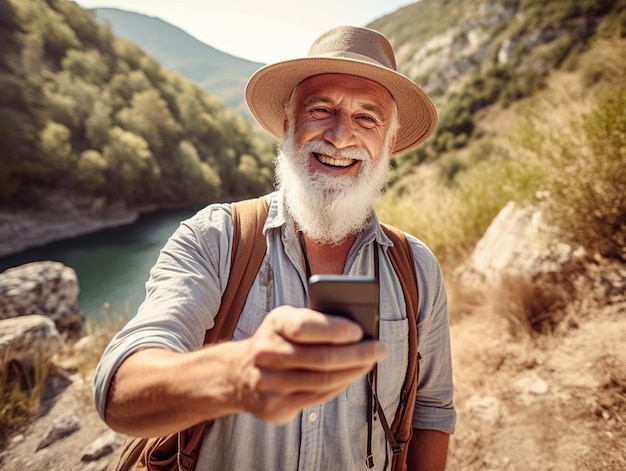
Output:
top-left (308, 274), bottom-right (379, 339)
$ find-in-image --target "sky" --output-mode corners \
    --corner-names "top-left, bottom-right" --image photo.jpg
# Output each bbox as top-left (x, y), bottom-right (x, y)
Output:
top-left (73, 0), bottom-right (416, 64)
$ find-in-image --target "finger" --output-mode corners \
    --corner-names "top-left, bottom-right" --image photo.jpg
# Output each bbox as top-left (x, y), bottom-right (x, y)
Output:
top-left (256, 363), bottom-right (375, 396)
top-left (254, 339), bottom-right (387, 370)
top-left (267, 306), bottom-right (364, 345)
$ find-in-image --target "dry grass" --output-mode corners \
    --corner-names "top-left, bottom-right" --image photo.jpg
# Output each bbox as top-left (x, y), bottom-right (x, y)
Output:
top-left (494, 274), bottom-right (571, 337)
top-left (445, 269), bottom-right (576, 346)
top-left (595, 352), bottom-right (626, 425)
top-left (0, 307), bottom-right (125, 431)
top-left (0, 348), bottom-right (51, 430)
top-left (75, 308), bottom-right (126, 381)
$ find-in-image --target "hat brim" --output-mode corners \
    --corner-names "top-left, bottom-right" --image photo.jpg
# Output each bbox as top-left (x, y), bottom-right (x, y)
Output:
top-left (245, 57), bottom-right (438, 155)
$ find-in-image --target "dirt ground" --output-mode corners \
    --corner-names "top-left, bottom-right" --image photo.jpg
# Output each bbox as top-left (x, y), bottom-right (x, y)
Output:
top-left (447, 297), bottom-right (626, 470)
top-left (1, 264), bottom-right (624, 470)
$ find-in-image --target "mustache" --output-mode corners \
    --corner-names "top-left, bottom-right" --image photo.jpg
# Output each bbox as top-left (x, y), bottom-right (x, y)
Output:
top-left (298, 139), bottom-right (371, 162)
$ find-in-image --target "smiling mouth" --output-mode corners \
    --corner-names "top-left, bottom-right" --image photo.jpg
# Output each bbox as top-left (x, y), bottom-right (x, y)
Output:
top-left (314, 153), bottom-right (357, 168)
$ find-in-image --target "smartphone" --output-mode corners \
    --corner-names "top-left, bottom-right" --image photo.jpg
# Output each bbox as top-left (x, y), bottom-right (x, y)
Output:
top-left (308, 274), bottom-right (379, 339)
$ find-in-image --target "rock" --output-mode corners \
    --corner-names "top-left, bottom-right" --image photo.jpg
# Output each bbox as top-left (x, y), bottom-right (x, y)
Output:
top-left (0, 190), bottom-right (139, 257)
top-left (514, 374), bottom-right (549, 395)
top-left (10, 434), bottom-right (25, 444)
top-left (466, 395), bottom-right (503, 425)
top-left (0, 315), bottom-right (63, 370)
top-left (457, 201), bottom-right (589, 289)
top-left (36, 415), bottom-right (81, 451)
top-left (81, 429), bottom-right (124, 462)
top-left (0, 261), bottom-right (84, 337)
top-left (460, 201), bottom-right (547, 284)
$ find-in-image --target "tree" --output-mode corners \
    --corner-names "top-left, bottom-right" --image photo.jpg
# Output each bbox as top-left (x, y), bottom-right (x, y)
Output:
top-left (62, 48), bottom-right (110, 84)
top-left (103, 126), bottom-right (159, 201)
top-left (175, 139), bottom-right (221, 202)
top-left (116, 88), bottom-right (182, 152)
top-left (85, 100), bottom-right (112, 149)
top-left (76, 149), bottom-right (108, 192)
top-left (38, 121), bottom-right (74, 174)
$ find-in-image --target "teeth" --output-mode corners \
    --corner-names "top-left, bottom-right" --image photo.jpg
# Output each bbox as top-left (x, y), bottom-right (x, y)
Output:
top-left (318, 154), bottom-right (354, 167)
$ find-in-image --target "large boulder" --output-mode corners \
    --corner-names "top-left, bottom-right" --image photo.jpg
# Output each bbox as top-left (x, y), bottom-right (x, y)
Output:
top-left (459, 201), bottom-right (587, 286)
top-left (0, 261), bottom-right (84, 337)
top-left (0, 314), bottom-right (63, 370)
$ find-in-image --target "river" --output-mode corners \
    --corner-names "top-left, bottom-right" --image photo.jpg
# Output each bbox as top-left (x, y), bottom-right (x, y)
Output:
top-left (0, 207), bottom-right (198, 326)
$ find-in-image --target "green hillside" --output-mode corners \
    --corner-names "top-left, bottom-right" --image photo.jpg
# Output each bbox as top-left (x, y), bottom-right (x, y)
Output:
top-left (370, 0), bottom-right (626, 265)
top-left (0, 0), bottom-right (275, 211)
top-left (91, 8), bottom-right (263, 114)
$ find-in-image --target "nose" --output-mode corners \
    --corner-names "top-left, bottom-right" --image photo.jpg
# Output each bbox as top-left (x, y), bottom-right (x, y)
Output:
top-left (322, 112), bottom-right (357, 149)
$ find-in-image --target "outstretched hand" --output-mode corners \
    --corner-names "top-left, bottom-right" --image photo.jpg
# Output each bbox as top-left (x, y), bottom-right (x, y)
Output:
top-left (104, 305), bottom-right (387, 437)
top-left (235, 305), bottom-right (387, 424)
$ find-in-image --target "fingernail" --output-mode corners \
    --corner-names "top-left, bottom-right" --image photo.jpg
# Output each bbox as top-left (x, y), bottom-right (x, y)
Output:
top-left (349, 325), bottom-right (362, 340)
top-left (377, 343), bottom-right (388, 357)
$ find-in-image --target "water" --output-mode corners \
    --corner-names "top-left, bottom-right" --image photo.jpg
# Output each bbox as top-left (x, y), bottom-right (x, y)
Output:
top-left (0, 207), bottom-right (198, 325)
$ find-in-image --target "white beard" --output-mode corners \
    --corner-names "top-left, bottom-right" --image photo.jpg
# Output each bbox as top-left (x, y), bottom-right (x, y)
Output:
top-left (275, 127), bottom-right (391, 245)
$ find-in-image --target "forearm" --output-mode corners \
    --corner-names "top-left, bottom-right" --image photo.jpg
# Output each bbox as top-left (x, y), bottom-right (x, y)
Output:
top-left (104, 344), bottom-right (246, 437)
top-left (407, 428), bottom-right (449, 471)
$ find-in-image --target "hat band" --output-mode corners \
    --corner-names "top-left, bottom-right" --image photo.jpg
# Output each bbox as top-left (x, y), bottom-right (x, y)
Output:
top-left (312, 51), bottom-right (396, 71)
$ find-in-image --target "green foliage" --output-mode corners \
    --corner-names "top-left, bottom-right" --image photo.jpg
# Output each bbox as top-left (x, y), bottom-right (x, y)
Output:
top-left (369, 0), bottom-right (491, 47)
top-left (374, 0), bottom-right (623, 182)
top-left (10, 0), bottom-right (78, 61)
top-left (0, 0), bottom-right (274, 208)
top-left (377, 146), bottom-right (542, 266)
top-left (512, 77), bottom-right (626, 260)
top-left (380, 34), bottom-right (626, 266)
top-left (517, 0), bottom-right (619, 29)
top-left (39, 121), bottom-right (75, 173)
top-left (102, 127), bottom-right (157, 201)
top-left (173, 139), bottom-right (221, 203)
top-left (62, 47), bottom-right (110, 84)
top-left (76, 149), bottom-right (108, 191)
top-left (424, 65), bottom-right (545, 156)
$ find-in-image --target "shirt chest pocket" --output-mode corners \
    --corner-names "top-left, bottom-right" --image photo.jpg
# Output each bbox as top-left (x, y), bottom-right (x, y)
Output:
top-left (230, 282), bottom-right (271, 341)
top-left (346, 317), bottom-right (409, 409)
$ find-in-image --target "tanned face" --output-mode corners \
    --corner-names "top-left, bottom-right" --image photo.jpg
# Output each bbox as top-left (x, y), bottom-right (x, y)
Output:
top-left (290, 73), bottom-right (397, 176)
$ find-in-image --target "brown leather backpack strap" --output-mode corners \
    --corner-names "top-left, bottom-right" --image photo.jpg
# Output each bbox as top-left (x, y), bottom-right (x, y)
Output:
top-left (172, 197), bottom-right (269, 470)
top-left (168, 197), bottom-right (269, 470)
top-left (381, 223), bottom-right (419, 471)
top-left (114, 197), bottom-right (270, 471)
top-left (204, 196), bottom-right (269, 344)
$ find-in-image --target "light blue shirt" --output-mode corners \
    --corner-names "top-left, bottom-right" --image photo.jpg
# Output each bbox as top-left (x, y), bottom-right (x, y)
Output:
top-left (94, 190), bottom-right (455, 470)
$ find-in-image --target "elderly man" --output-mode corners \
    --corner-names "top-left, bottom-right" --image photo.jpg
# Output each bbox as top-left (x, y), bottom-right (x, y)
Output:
top-left (94, 26), bottom-right (455, 470)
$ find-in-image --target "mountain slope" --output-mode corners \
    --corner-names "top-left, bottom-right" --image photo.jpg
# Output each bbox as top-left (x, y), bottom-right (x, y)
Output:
top-left (368, 0), bottom-right (626, 168)
top-left (92, 8), bottom-right (264, 112)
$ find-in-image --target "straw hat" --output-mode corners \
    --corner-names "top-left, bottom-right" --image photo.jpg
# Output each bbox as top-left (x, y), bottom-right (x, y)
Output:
top-left (245, 25), bottom-right (437, 155)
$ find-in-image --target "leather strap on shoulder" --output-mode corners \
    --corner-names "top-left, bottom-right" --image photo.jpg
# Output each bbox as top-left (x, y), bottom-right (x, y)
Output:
top-left (204, 196), bottom-right (269, 344)
top-left (381, 223), bottom-right (419, 470)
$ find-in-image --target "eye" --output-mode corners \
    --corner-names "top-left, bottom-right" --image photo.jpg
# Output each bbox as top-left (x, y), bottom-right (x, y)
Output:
top-left (309, 107), bottom-right (333, 118)
top-left (356, 114), bottom-right (379, 128)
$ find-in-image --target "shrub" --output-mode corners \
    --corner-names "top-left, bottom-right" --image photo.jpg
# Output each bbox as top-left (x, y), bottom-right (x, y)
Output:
top-left (511, 81), bottom-right (626, 260)
top-left (376, 147), bottom-right (543, 267)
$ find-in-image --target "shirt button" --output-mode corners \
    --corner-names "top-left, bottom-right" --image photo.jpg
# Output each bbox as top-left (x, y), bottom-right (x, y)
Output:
top-left (308, 412), bottom-right (317, 422)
